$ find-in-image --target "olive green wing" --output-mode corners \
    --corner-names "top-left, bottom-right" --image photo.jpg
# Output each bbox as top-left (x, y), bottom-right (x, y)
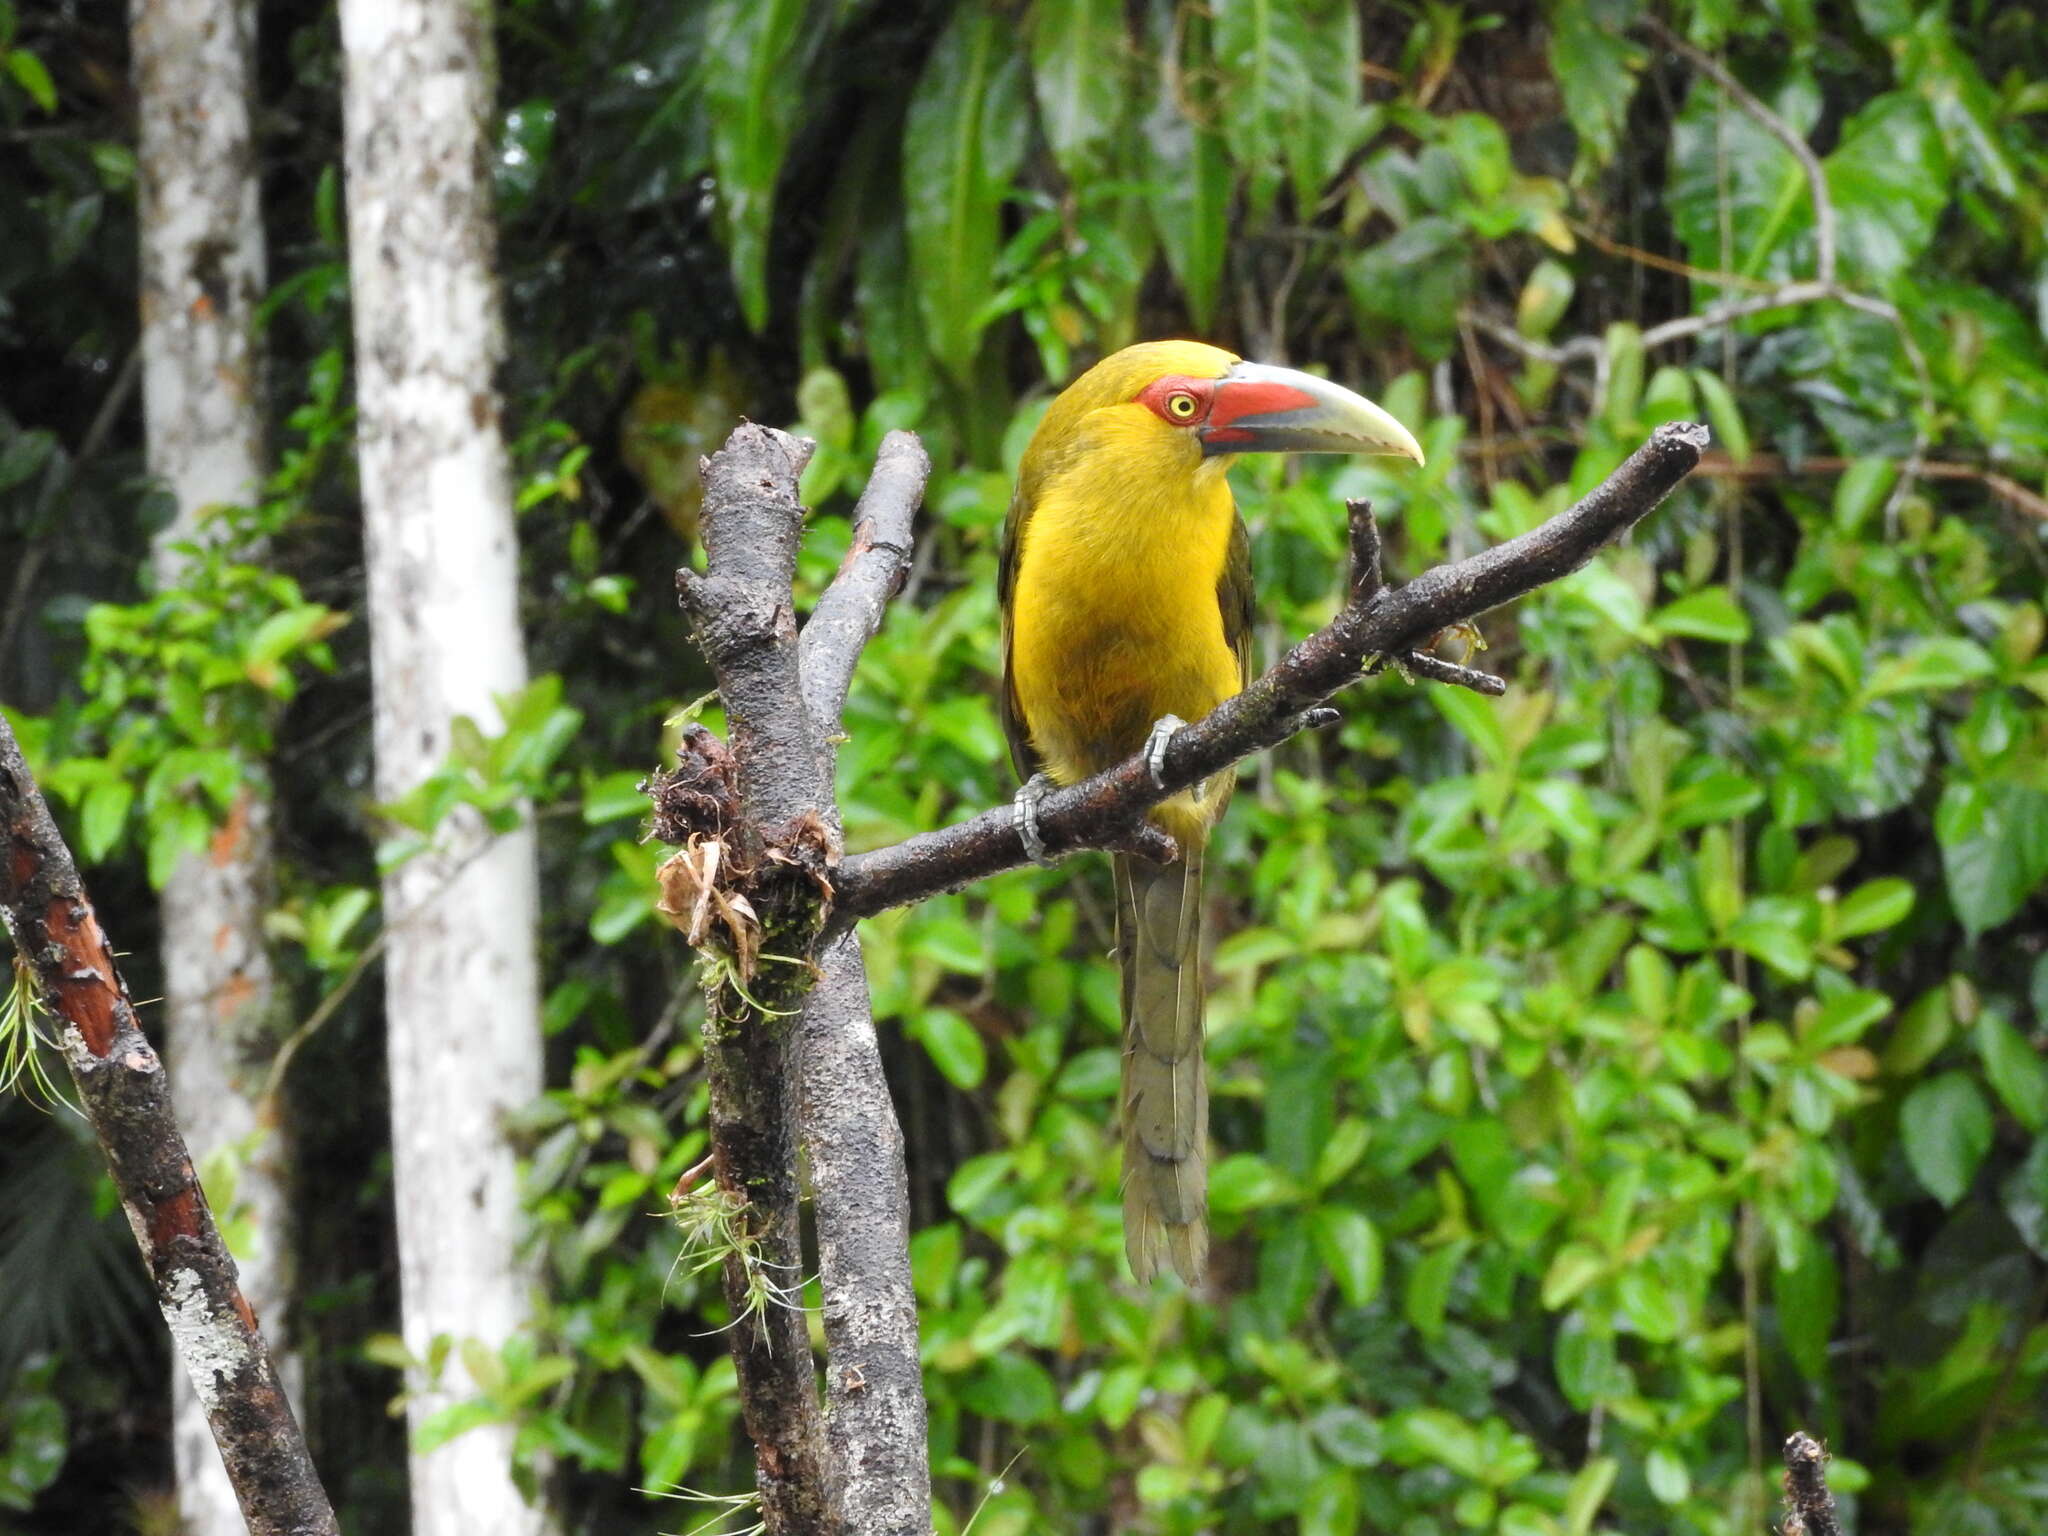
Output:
top-left (1219, 508), bottom-right (1254, 687)
top-left (997, 482), bottom-right (1041, 784)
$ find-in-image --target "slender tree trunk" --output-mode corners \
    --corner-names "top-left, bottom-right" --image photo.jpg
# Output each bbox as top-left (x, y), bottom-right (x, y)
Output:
top-left (131, 2), bottom-right (299, 1531)
top-left (337, 3), bottom-right (549, 1534)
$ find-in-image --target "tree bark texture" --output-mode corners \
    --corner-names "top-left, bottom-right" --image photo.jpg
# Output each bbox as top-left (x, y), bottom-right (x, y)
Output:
top-left (131, 0), bottom-right (299, 1527)
top-left (792, 434), bottom-right (931, 1536)
top-left (673, 427), bottom-right (840, 1536)
top-left (0, 717), bottom-right (337, 1536)
top-left (338, 3), bottom-right (549, 1532)
top-left (655, 426), bottom-right (936, 1535)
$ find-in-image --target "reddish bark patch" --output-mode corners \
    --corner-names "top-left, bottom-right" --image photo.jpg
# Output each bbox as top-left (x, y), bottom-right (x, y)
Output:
top-left (44, 896), bottom-right (121, 1057)
top-left (209, 792), bottom-right (252, 866)
top-left (146, 1184), bottom-right (202, 1253)
top-left (216, 970), bottom-right (258, 1021)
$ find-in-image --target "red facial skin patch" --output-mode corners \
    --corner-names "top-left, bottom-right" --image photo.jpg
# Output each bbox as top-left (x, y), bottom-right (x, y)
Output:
top-left (1135, 374), bottom-right (1218, 426)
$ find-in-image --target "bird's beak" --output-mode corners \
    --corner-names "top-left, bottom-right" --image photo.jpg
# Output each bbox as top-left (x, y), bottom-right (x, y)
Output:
top-left (1198, 361), bottom-right (1426, 465)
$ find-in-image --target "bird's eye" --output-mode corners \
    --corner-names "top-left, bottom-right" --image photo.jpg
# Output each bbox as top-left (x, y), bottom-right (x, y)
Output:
top-left (1166, 392), bottom-right (1199, 420)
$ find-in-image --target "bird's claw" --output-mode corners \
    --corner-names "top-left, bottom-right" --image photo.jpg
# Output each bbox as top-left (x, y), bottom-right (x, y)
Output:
top-left (1143, 715), bottom-right (1186, 790)
top-left (1013, 774), bottom-right (1056, 867)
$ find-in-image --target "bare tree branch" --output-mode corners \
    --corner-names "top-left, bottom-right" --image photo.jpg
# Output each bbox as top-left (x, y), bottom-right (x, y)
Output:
top-left (0, 715), bottom-right (338, 1536)
top-left (1782, 1432), bottom-right (1845, 1536)
top-left (831, 421), bottom-right (1709, 920)
top-left (672, 424), bottom-right (836, 1535)
top-left (1695, 451), bottom-right (2048, 523)
top-left (668, 422), bottom-right (938, 1535)
top-left (791, 439), bottom-right (933, 1536)
top-left (799, 430), bottom-right (929, 733)
top-left (797, 933), bottom-right (927, 1536)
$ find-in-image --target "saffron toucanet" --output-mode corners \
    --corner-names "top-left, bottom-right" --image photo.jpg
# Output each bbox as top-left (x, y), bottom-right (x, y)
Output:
top-left (998, 340), bottom-right (1424, 1283)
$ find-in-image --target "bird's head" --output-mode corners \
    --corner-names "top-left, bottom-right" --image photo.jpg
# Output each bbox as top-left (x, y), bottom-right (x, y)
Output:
top-left (1022, 340), bottom-right (1425, 493)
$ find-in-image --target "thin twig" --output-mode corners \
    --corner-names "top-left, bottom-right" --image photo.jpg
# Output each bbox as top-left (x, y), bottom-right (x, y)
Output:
top-left (1645, 18), bottom-right (1835, 285)
top-left (1697, 452), bottom-right (2047, 522)
top-left (798, 429), bottom-right (929, 737)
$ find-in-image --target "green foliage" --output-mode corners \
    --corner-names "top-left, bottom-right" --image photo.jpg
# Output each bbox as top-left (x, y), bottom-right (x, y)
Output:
top-left (0, 1356), bottom-right (65, 1512)
top-left (6, 0), bottom-right (2048, 1530)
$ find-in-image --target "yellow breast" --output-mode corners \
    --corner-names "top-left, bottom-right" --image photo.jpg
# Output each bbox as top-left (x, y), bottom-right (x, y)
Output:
top-left (1008, 438), bottom-right (1242, 839)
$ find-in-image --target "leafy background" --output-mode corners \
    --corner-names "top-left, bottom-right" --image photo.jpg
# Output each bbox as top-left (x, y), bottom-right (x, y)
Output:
top-left (4, 0), bottom-right (2048, 1532)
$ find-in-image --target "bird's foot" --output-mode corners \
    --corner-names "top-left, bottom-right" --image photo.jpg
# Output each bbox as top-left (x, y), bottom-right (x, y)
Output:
top-left (1012, 774), bottom-right (1057, 867)
top-left (1143, 715), bottom-right (1187, 789)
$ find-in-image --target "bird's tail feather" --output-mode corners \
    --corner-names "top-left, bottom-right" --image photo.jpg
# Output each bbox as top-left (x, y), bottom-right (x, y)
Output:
top-left (1114, 846), bottom-right (1208, 1284)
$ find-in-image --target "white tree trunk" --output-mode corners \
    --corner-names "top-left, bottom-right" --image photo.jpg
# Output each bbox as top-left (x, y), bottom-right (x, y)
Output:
top-left (131, 3), bottom-right (299, 1533)
top-left (338, 4), bottom-right (550, 1534)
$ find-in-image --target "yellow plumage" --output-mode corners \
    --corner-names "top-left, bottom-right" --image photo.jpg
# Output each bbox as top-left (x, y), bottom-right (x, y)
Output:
top-left (998, 340), bottom-right (1422, 1284)
top-left (1000, 342), bottom-right (1249, 1283)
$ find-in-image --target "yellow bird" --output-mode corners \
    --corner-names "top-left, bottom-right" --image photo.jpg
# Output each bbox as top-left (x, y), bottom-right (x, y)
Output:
top-left (998, 341), bottom-right (1424, 1283)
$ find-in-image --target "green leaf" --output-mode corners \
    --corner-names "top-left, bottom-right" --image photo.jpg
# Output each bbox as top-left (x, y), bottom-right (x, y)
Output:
top-left (78, 779), bottom-right (132, 863)
top-left (1653, 586), bottom-right (1750, 644)
top-left (1311, 1207), bottom-right (1383, 1308)
top-left (1029, 0), bottom-right (1126, 179)
top-left (1774, 1229), bottom-right (1839, 1382)
top-left (1541, 1243), bottom-right (1604, 1310)
top-left (1900, 1071), bottom-right (1994, 1206)
top-left (1864, 637), bottom-right (1996, 698)
top-left (1897, 10), bottom-right (2019, 197)
top-left (1389, 1407), bottom-right (1484, 1480)
top-left (911, 1007), bottom-right (987, 1089)
top-left (1213, 0), bottom-right (1373, 214)
top-left (1668, 70), bottom-right (1818, 281)
top-left (1209, 1152), bottom-right (1295, 1212)
top-left (1833, 456), bottom-right (1897, 535)
top-left (701, 0), bottom-right (810, 332)
top-left (1690, 368), bottom-right (1749, 464)
top-left (1936, 781), bottom-right (2048, 937)
top-left (903, 8), bottom-right (1028, 383)
top-left (961, 1352), bottom-right (1056, 1424)
top-left (1601, 321), bottom-right (1644, 432)
top-left (581, 771), bottom-right (649, 825)
top-left (1403, 1239), bottom-right (1468, 1337)
top-left (5, 48), bottom-right (54, 114)
top-left (413, 1397), bottom-right (502, 1455)
top-left (1140, 2), bottom-right (1229, 329)
top-left (1431, 685), bottom-right (1508, 767)
top-left (1976, 1013), bottom-right (2048, 1133)
top-left (1545, 0), bottom-right (1641, 173)
top-left (1564, 1456), bottom-right (1618, 1535)
top-left (242, 603), bottom-right (342, 673)
top-left (1299, 1466), bottom-right (1361, 1536)
top-left (1516, 257), bottom-right (1575, 338)
top-left (1645, 1446), bottom-right (1691, 1505)
top-left (1835, 878), bottom-right (1914, 938)
top-left (1310, 1404), bottom-right (1383, 1468)
top-left (1825, 92), bottom-right (1951, 282)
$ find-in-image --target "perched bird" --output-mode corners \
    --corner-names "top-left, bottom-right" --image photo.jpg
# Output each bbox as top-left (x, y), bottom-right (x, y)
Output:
top-left (998, 340), bottom-right (1424, 1283)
